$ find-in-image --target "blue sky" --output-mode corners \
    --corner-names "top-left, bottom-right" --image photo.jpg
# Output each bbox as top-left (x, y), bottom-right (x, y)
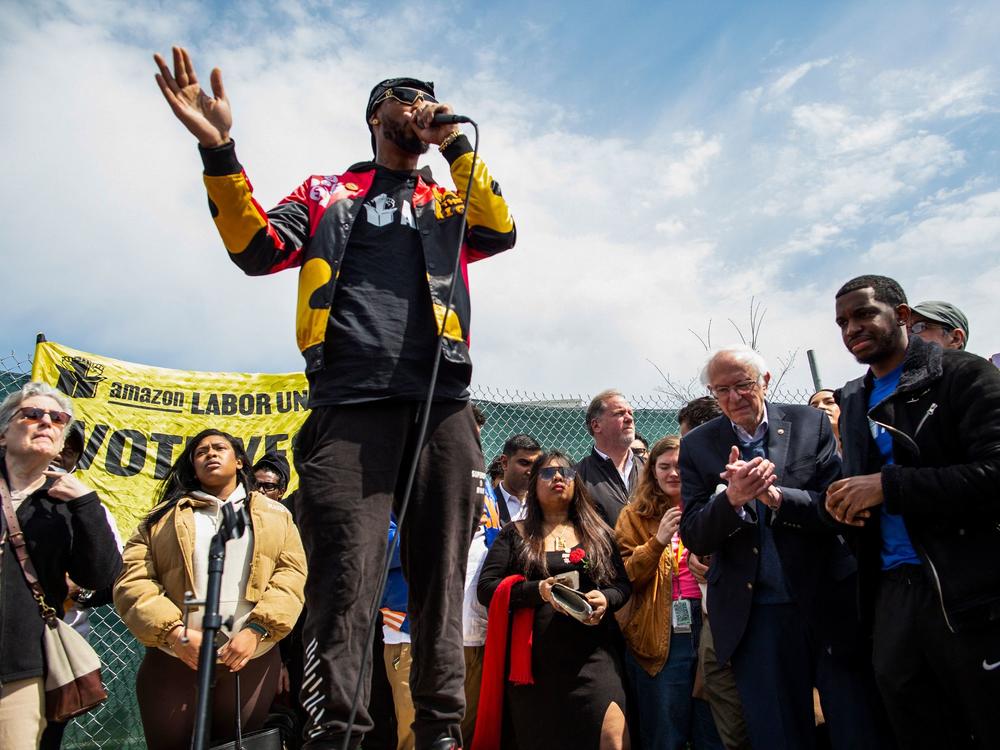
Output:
top-left (2, 0), bottom-right (998, 399)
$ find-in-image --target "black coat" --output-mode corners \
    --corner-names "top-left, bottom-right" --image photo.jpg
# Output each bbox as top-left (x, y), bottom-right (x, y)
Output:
top-left (824, 335), bottom-right (1000, 633)
top-left (0, 474), bottom-right (123, 682)
top-left (678, 403), bottom-right (855, 664)
top-left (575, 448), bottom-right (642, 526)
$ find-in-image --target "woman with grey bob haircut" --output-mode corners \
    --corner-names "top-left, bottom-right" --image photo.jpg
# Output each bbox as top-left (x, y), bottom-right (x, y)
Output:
top-left (0, 381), bottom-right (121, 748)
top-left (0, 381), bottom-right (75, 433)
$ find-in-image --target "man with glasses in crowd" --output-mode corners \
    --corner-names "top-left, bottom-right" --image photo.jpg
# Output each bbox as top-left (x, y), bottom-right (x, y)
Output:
top-left (679, 347), bottom-right (887, 750)
top-left (907, 300), bottom-right (969, 351)
top-left (153, 46), bottom-right (516, 750)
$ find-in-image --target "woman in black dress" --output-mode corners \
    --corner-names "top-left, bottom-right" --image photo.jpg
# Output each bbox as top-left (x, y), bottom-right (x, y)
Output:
top-left (477, 450), bottom-right (631, 750)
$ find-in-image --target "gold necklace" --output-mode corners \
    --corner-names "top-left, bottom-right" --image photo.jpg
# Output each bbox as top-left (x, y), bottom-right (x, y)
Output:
top-left (545, 521), bottom-right (571, 551)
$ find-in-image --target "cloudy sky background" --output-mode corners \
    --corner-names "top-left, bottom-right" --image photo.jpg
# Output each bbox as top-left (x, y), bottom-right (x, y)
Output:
top-left (2, 0), bottom-right (998, 401)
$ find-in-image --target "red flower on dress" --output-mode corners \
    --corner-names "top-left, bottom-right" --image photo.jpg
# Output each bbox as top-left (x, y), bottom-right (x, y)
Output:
top-left (568, 548), bottom-right (586, 565)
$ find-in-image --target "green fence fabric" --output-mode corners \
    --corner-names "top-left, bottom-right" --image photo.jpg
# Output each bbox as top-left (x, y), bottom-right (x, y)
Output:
top-left (1, 351), bottom-right (816, 748)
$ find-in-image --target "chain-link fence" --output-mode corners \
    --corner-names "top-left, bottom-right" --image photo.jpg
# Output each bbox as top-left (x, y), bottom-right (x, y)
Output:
top-left (1, 350), bottom-right (818, 748)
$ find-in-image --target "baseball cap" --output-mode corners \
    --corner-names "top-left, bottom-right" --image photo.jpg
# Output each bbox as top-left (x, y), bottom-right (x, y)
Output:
top-left (910, 301), bottom-right (969, 347)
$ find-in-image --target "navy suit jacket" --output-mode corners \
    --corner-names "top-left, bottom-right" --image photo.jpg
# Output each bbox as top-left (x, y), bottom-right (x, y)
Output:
top-left (678, 402), bottom-right (856, 664)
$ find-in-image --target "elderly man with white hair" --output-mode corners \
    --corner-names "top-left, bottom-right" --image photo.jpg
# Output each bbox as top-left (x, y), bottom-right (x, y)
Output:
top-left (678, 348), bottom-right (890, 750)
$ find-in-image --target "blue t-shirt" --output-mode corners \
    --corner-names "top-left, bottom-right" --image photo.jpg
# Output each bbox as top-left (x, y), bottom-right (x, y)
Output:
top-left (868, 364), bottom-right (921, 569)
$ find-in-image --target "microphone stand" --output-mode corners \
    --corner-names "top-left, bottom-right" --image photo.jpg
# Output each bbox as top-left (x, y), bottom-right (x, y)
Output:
top-left (187, 502), bottom-right (248, 750)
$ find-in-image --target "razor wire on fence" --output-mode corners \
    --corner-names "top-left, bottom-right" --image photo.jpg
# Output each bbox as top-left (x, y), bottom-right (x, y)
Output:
top-left (1, 350), bottom-right (819, 748)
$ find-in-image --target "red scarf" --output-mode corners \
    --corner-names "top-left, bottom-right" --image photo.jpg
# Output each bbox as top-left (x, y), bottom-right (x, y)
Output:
top-left (472, 574), bottom-right (534, 750)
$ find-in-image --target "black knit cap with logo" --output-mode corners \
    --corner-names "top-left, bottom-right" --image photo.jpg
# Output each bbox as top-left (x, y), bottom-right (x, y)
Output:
top-left (366, 77), bottom-right (436, 155)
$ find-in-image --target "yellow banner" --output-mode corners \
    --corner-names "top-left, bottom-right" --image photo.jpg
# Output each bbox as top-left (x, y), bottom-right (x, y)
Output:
top-left (31, 341), bottom-right (309, 536)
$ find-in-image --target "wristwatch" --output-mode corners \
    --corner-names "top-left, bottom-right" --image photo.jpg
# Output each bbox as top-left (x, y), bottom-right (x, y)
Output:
top-left (245, 622), bottom-right (270, 641)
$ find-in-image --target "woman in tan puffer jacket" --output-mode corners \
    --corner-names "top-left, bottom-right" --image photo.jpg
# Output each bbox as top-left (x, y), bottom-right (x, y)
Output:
top-left (114, 428), bottom-right (306, 750)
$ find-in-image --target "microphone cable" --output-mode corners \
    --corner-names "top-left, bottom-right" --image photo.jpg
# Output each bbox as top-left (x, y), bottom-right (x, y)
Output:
top-left (339, 119), bottom-right (481, 750)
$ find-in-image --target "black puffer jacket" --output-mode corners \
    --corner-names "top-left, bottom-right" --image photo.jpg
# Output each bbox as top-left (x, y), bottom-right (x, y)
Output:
top-left (1, 469), bottom-right (123, 683)
top-left (824, 335), bottom-right (1000, 632)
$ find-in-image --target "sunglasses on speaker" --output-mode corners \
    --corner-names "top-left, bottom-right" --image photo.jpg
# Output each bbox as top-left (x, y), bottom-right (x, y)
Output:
top-left (372, 87), bottom-right (438, 110)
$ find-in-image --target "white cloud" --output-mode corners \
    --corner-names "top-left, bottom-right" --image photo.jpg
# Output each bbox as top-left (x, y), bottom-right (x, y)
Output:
top-left (769, 57), bottom-right (834, 98)
top-left (2, 0), bottom-right (999, 403)
top-left (867, 189), bottom-right (1000, 262)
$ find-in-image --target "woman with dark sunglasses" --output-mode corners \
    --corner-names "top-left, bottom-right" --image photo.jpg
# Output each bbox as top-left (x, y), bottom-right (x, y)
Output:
top-left (476, 450), bottom-right (632, 750)
top-left (0, 383), bottom-right (122, 747)
top-left (114, 428), bottom-right (307, 750)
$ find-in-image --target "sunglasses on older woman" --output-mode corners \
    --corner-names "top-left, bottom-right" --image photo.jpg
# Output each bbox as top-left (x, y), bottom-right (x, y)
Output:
top-left (17, 406), bottom-right (72, 426)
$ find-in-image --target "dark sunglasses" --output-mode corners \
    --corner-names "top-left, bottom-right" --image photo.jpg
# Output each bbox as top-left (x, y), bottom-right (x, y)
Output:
top-left (372, 87), bottom-right (438, 109)
top-left (256, 482), bottom-right (284, 493)
top-left (17, 406), bottom-right (72, 426)
top-left (538, 466), bottom-right (577, 482)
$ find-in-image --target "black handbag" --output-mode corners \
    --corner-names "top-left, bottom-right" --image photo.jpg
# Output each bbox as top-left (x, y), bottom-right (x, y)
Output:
top-left (209, 672), bottom-right (283, 750)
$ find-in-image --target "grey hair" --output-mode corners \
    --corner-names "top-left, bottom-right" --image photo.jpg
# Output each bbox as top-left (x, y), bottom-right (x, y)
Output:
top-left (699, 347), bottom-right (770, 387)
top-left (585, 389), bottom-right (625, 436)
top-left (0, 381), bottom-right (75, 435)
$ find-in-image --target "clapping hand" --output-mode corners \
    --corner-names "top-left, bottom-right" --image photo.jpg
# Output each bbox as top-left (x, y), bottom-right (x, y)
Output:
top-left (720, 446), bottom-right (776, 507)
top-left (154, 46), bottom-right (232, 148)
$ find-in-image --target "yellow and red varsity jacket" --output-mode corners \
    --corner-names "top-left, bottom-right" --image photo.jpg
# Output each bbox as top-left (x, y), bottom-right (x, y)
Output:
top-left (199, 136), bottom-right (516, 374)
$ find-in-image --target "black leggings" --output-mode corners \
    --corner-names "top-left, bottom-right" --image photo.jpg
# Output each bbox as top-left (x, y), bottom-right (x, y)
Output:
top-left (136, 646), bottom-right (281, 750)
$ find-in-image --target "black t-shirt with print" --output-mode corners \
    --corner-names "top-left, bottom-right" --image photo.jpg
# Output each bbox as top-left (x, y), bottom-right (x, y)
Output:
top-left (308, 165), bottom-right (470, 405)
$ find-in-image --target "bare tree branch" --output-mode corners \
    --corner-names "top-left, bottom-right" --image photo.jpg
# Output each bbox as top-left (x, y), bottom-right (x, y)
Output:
top-left (770, 348), bottom-right (800, 396)
top-left (728, 318), bottom-right (747, 345)
top-left (688, 319), bottom-right (713, 352)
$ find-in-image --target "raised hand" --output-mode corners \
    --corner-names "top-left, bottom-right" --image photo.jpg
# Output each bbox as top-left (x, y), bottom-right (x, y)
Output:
top-left (42, 470), bottom-right (91, 501)
top-left (153, 46), bottom-right (232, 148)
top-left (655, 506), bottom-right (682, 546)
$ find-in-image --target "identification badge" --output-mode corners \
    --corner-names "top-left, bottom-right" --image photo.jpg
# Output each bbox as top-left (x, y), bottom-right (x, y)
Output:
top-left (672, 598), bottom-right (693, 633)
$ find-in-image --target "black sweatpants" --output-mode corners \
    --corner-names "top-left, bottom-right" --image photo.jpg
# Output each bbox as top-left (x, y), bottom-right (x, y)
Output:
top-left (872, 565), bottom-right (1000, 750)
top-left (294, 401), bottom-right (484, 749)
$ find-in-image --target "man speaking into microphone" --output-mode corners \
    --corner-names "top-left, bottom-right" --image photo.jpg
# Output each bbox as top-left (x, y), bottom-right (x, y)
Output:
top-left (153, 47), bottom-right (516, 750)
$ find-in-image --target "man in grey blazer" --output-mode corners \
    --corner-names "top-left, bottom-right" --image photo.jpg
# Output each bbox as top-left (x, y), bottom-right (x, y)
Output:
top-left (679, 347), bottom-right (889, 750)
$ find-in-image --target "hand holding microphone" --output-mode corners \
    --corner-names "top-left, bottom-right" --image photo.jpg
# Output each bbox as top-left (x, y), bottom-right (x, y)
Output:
top-left (411, 101), bottom-right (472, 145)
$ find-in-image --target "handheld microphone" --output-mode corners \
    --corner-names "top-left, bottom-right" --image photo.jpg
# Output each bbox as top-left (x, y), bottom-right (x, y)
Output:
top-left (432, 113), bottom-right (473, 124)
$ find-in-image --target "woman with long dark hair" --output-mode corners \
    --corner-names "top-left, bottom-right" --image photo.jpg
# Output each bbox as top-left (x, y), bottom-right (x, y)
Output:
top-left (615, 436), bottom-right (722, 749)
top-left (114, 429), bottom-right (307, 750)
top-left (476, 450), bottom-right (631, 750)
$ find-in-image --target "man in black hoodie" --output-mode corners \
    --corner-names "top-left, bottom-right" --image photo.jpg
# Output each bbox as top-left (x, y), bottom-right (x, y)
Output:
top-left (826, 275), bottom-right (1000, 749)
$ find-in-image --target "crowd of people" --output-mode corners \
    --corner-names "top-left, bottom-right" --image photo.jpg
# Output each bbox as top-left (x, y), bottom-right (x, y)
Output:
top-left (1, 40), bottom-right (998, 750)
top-left (1, 277), bottom-right (997, 750)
